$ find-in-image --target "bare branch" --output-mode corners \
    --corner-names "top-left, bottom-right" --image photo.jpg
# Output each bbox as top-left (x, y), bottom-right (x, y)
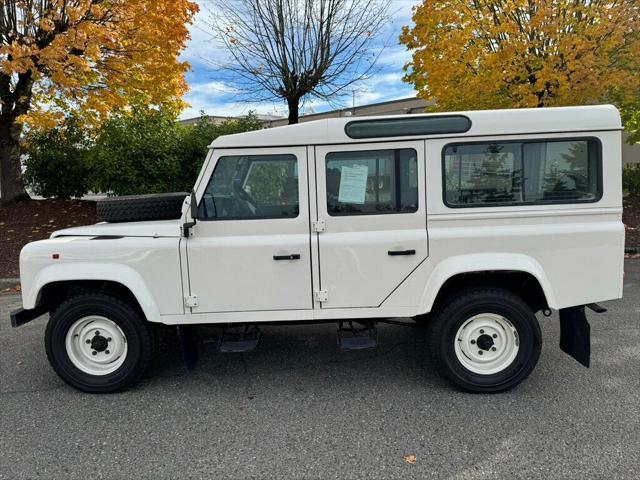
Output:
top-left (203, 0), bottom-right (390, 123)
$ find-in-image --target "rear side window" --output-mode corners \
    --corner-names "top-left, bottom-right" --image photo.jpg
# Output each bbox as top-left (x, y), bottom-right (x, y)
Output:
top-left (326, 149), bottom-right (418, 215)
top-left (199, 154), bottom-right (298, 220)
top-left (443, 139), bottom-right (601, 207)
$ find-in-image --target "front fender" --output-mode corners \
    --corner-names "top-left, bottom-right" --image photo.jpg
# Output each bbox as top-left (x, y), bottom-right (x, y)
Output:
top-left (23, 263), bottom-right (162, 323)
top-left (419, 253), bottom-right (558, 313)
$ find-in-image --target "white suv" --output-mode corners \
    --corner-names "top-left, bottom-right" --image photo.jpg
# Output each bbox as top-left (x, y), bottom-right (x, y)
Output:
top-left (11, 105), bottom-right (625, 393)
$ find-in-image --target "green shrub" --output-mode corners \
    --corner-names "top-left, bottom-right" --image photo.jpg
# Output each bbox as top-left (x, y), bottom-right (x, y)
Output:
top-left (22, 109), bottom-right (264, 198)
top-left (623, 163), bottom-right (640, 197)
top-left (90, 107), bottom-right (184, 196)
top-left (178, 113), bottom-right (264, 190)
top-left (23, 118), bottom-right (92, 199)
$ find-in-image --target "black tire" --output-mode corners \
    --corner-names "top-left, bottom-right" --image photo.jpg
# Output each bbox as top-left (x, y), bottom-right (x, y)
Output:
top-left (45, 294), bottom-right (155, 393)
top-left (428, 287), bottom-right (542, 393)
top-left (96, 192), bottom-right (188, 223)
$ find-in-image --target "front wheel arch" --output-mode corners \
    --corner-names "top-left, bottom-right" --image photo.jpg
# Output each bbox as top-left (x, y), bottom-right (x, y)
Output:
top-left (36, 280), bottom-right (147, 321)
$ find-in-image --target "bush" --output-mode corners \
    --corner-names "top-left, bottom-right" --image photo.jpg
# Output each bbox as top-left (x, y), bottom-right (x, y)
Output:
top-left (623, 163), bottom-right (640, 197)
top-left (178, 114), bottom-right (264, 190)
top-left (23, 109), bottom-right (264, 198)
top-left (90, 107), bottom-right (184, 196)
top-left (23, 118), bottom-right (92, 199)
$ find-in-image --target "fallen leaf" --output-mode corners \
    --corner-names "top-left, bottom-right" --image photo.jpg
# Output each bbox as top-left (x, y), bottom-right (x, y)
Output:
top-left (404, 455), bottom-right (417, 465)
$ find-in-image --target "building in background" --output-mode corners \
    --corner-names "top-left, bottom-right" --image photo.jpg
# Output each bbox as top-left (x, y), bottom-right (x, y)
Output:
top-left (180, 97), bottom-right (639, 165)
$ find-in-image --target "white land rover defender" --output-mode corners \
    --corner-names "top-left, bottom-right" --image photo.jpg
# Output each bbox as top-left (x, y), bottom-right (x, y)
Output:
top-left (11, 105), bottom-right (625, 393)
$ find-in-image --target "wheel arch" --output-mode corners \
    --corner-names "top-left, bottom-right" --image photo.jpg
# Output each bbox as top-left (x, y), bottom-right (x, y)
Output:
top-left (25, 263), bottom-right (162, 323)
top-left (419, 253), bottom-right (557, 314)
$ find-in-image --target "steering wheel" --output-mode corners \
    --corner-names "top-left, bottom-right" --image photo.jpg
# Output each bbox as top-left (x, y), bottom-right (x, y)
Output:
top-left (232, 180), bottom-right (261, 216)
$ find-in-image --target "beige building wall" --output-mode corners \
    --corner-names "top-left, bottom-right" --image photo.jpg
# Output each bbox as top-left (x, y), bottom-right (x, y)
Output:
top-left (622, 132), bottom-right (640, 166)
top-left (263, 97), bottom-right (433, 128)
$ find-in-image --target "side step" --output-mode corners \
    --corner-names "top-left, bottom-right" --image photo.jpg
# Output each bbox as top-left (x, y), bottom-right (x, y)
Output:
top-left (337, 321), bottom-right (378, 351)
top-left (218, 325), bottom-right (262, 353)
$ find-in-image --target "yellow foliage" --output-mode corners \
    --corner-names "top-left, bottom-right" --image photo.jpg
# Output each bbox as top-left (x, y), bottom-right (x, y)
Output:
top-left (400, 0), bottom-right (640, 111)
top-left (1, 0), bottom-right (199, 127)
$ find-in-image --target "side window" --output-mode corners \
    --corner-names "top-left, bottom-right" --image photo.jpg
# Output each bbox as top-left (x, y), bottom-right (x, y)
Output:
top-left (199, 154), bottom-right (299, 220)
top-left (443, 139), bottom-right (601, 207)
top-left (326, 149), bottom-right (418, 216)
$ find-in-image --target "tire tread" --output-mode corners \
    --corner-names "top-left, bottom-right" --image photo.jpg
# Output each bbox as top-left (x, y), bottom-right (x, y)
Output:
top-left (428, 286), bottom-right (542, 393)
top-left (45, 293), bottom-right (155, 393)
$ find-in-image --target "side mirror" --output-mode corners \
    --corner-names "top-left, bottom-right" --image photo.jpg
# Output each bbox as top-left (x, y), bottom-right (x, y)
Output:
top-left (183, 191), bottom-right (198, 237)
top-left (190, 191), bottom-right (198, 220)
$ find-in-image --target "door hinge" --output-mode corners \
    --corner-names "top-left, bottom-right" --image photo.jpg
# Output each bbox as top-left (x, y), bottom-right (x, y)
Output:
top-left (312, 219), bottom-right (326, 233)
top-left (185, 295), bottom-right (199, 308)
top-left (314, 290), bottom-right (328, 302)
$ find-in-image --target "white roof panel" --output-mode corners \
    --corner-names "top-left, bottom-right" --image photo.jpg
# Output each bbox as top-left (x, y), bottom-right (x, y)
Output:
top-left (210, 105), bottom-right (621, 149)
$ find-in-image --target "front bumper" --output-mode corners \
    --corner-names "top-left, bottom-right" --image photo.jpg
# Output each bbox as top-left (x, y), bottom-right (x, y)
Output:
top-left (10, 306), bottom-right (49, 327)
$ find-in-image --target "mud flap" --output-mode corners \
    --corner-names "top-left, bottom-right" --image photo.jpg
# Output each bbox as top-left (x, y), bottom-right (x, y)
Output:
top-left (559, 306), bottom-right (590, 367)
top-left (176, 325), bottom-right (199, 371)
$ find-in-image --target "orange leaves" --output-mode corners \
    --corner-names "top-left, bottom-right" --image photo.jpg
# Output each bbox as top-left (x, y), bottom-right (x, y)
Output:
top-left (404, 454), bottom-right (417, 465)
top-left (401, 0), bottom-right (640, 112)
top-left (2, 0), bottom-right (199, 129)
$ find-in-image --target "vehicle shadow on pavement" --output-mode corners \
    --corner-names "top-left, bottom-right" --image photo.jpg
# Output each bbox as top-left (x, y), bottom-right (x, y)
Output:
top-left (148, 322), bottom-right (440, 390)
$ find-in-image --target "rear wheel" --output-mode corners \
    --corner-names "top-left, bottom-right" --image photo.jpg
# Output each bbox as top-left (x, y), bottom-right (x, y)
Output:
top-left (45, 294), bottom-right (154, 393)
top-left (428, 287), bottom-right (542, 393)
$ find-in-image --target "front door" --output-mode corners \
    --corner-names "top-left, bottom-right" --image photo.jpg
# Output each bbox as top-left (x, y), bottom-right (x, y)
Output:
top-left (187, 147), bottom-right (312, 313)
top-left (314, 141), bottom-right (428, 309)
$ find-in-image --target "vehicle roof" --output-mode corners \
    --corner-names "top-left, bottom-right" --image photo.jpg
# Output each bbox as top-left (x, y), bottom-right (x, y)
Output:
top-left (210, 104), bottom-right (621, 149)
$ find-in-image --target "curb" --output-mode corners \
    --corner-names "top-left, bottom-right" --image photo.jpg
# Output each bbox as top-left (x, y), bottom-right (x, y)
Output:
top-left (0, 278), bottom-right (20, 289)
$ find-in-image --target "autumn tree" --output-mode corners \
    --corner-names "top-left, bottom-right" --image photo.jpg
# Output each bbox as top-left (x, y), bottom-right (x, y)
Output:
top-left (400, 0), bottom-right (640, 115)
top-left (0, 0), bottom-right (198, 203)
top-left (205, 0), bottom-right (390, 124)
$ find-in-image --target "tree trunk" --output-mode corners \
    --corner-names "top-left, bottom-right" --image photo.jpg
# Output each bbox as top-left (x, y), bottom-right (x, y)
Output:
top-left (0, 71), bottom-right (32, 204)
top-left (287, 97), bottom-right (300, 124)
top-left (0, 117), bottom-right (28, 204)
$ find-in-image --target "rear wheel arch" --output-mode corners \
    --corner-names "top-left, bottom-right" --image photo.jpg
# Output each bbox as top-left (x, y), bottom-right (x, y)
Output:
top-left (429, 270), bottom-right (550, 315)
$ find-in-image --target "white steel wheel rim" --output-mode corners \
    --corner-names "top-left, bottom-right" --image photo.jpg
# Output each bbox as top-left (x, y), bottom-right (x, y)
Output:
top-left (454, 313), bottom-right (520, 375)
top-left (65, 316), bottom-right (128, 376)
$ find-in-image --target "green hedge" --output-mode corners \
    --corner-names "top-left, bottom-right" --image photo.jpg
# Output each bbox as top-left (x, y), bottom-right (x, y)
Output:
top-left (623, 163), bottom-right (640, 198)
top-left (23, 118), bottom-right (93, 199)
top-left (23, 109), bottom-right (263, 198)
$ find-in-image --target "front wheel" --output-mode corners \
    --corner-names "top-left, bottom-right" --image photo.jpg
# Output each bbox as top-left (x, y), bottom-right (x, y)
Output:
top-left (428, 287), bottom-right (542, 393)
top-left (45, 294), bottom-right (155, 393)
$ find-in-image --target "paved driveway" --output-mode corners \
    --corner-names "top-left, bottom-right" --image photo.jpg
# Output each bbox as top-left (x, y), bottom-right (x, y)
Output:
top-left (1, 260), bottom-right (639, 479)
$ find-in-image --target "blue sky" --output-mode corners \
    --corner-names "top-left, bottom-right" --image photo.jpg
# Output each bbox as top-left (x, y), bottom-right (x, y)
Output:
top-left (178, 1), bottom-right (420, 120)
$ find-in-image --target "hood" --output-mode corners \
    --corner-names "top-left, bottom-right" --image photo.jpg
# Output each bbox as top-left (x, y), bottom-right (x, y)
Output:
top-left (51, 219), bottom-right (182, 238)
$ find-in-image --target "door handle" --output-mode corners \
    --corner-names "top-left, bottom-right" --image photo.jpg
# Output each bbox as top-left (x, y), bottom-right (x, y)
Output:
top-left (388, 249), bottom-right (416, 256)
top-left (273, 254), bottom-right (301, 260)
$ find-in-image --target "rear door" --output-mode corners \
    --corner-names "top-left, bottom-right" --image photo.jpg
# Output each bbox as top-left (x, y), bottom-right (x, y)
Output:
top-left (314, 141), bottom-right (428, 309)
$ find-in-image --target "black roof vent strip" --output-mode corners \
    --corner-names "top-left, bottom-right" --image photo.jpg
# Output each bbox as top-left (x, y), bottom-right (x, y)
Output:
top-left (344, 115), bottom-right (472, 139)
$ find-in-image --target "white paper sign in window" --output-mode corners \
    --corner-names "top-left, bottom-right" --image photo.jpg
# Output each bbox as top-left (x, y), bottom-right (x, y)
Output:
top-left (338, 165), bottom-right (369, 204)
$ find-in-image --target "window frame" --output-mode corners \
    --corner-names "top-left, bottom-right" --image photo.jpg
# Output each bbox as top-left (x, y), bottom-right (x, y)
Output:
top-left (196, 153), bottom-right (301, 221)
top-left (325, 147), bottom-right (419, 217)
top-left (441, 136), bottom-right (603, 209)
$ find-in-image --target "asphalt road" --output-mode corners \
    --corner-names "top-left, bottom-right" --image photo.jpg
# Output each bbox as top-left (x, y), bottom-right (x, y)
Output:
top-left (1, 260), bottom-right (639, 479)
